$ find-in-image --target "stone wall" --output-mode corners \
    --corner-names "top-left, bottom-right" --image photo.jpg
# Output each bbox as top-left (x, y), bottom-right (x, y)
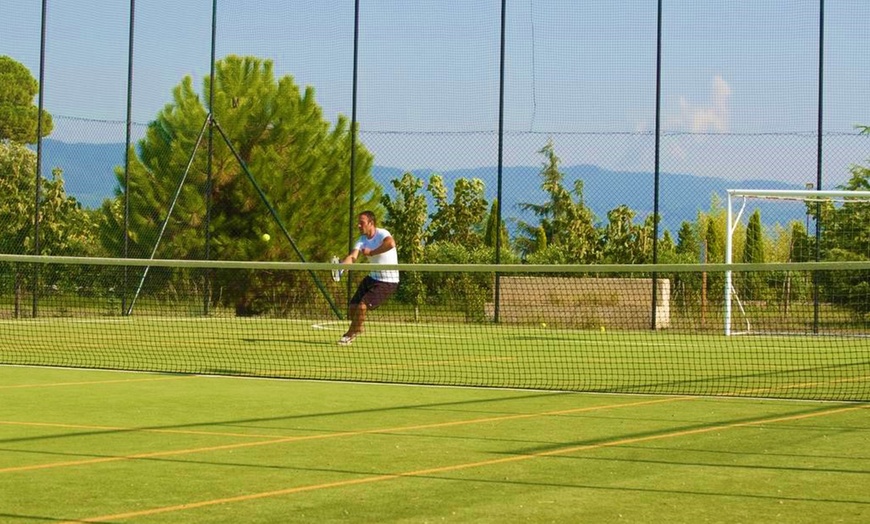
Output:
top-left (485, 276), bottom-right (670, 329)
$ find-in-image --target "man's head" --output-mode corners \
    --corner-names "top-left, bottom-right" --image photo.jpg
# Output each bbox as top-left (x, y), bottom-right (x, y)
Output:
top-left (357, 211), bottom-right (377, 237)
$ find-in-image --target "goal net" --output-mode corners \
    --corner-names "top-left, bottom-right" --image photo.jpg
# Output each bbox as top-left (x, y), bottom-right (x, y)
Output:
top-left (725, 188), bottom-right (870, 336)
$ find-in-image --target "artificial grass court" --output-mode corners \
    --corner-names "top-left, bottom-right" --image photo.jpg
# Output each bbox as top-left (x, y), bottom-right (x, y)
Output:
top-left (2, 316), bottom-right (868, 400)
top-left (1, 366), bottom-right (868, 523)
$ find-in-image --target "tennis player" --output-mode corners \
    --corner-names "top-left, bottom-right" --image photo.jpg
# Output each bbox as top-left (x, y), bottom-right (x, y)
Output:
top-left (338, 211), bottom-right (399, 345)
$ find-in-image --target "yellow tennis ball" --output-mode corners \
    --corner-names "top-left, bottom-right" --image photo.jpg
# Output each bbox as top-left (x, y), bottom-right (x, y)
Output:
top-left (261, 233), bottom-right (271, 242)
top-left (541, 322), bottom-right (547, 328)
top-left (600, 326), bottom-right (606, 333)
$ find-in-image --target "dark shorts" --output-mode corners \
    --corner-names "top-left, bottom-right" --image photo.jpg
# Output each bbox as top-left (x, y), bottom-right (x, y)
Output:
top-left (350, 276), bottom-right (398, 310)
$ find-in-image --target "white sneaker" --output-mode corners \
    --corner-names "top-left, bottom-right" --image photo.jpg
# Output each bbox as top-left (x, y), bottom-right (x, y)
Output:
top-left (337, 333), bottom-right (357, 346)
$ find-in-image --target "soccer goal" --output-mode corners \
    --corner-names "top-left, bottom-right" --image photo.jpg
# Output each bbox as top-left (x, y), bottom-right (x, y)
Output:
top-left (724, 188), bottom-right (870, 336)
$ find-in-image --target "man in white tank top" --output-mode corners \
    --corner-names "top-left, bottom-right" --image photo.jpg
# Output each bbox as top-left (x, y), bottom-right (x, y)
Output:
top-left (337, 211), bottom-right (399, 345)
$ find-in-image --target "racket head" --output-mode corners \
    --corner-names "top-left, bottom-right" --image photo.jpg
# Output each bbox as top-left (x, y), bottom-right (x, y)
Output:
top-left (331, 256), bottom-right (343, 282)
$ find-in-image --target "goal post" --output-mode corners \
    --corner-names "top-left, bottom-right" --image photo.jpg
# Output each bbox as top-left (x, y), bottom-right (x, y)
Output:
top-left (724, 188), bottom-right (870, 336)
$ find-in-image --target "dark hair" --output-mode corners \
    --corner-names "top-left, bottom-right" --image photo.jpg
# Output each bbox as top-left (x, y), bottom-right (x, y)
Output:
top-left (359, 210), bottom-right (376, 224)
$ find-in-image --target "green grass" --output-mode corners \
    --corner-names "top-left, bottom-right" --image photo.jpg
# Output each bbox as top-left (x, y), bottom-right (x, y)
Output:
top-left (0, 366), bottom-right (867, 523)
top-left (1, 315), bottom-right (868, 401)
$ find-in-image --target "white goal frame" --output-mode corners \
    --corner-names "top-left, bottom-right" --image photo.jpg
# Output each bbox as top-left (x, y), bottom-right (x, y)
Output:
top-left (725, 188), bottom-right (870, 336)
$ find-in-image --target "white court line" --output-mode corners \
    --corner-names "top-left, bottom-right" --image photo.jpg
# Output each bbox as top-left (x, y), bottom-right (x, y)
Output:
top-left (310, 321), bottom-right (345, 331)
top-left (310, 321), bottom-right (475, 340)
top-left (0, 317), bottom-right (134, 325)
top-left (0, 316), bottom-right (320, 326)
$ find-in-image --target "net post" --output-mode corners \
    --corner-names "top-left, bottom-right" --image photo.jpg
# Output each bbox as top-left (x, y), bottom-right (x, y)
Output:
top-left (724, 191), bottom-right (733, 336)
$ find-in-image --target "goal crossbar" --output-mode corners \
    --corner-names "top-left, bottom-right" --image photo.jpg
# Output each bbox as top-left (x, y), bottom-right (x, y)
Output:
top-left (727, 188), bottom-right (870, 201)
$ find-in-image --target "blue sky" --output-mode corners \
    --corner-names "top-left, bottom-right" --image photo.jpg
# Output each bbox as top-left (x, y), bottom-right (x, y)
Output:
top-left (1, 0), bottom-right (868, 187)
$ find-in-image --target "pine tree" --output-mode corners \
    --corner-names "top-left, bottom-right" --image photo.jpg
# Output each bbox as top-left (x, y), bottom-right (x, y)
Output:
top-left (483, 199), bottom-right (509, 252)
top-left (516, 141), bottom-right (599, 262)
top-left (741, 209), bottom-right (766, 300)
top-left (103, 55), bottom-right (381, 314)
top-left (675, 221), bottom-right (699, 260)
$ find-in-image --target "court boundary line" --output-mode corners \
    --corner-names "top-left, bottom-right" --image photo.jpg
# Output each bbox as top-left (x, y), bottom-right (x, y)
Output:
top-left (60, 402), bottom-right (870, 523)
top-left (0, 420), bottom-right (294, 440)
top-left (0, 375), bottom-right (189, 390)
top-left (0, 396), bottom-right (689, 475)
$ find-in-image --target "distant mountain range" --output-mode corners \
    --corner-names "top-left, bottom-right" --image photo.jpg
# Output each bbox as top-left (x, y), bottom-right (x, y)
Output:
top-left (38, 139), bottom-right (802, 235)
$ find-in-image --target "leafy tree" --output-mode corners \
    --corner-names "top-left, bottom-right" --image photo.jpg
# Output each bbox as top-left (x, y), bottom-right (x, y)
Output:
top-left (382, 172), bottom-right (428, 308)
top-left (0, 56), bottom-right (53, 143)
top-left (601, 206), bottom-right (631, 263)
top-left (821, 163), bottom-right (870, 259)
top-left (421, 242), bottom-right (502, 322)
top-left (601, 206), bottom-right (657, 264)
top-left (817, 151), bottom-right (870, 320)
top-left (104, 55), bottom-right (381, 314)
top-left (658, 229), bottom-right (676, 259)
top-left (789, 221), bottom-right (812, 263)
top-left (601, 205), bottom-right (634, 263)
top-left (0, 143), bottom-right (95, 256)
top-left (0, 143), bottom-right (36, 257)
top-left (426, 175), bottom-right (488, 247)
top-left (533, 225), bottom-right (547, 253)
top-left (774, 220), bottom-right (812, 307)
top-left (819, 248), bottom-right (870, 321)
top-left (638, 215), bottom-right (658, 262)
top-left (0, 142), bottom-right (98, 314)
top-left (382, 172), bottom-right (427, 264)
top-left (516, 141), bottom-right (599, 262)
top-left (701, 204), bottom-right (727, 264)
top-left (665, 221), bottom-right (702, 310)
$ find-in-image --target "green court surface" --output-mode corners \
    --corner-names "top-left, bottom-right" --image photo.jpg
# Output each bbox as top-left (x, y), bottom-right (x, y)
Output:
top-left (1, 366), bottom-right (868, 523)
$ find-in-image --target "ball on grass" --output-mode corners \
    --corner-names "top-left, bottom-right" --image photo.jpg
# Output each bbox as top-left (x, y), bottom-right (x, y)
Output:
top-left (600, 325), bottom-right (606, 333)
top-left (261, 233), bottom-right (271, 242)
top-left (541, 322), bottom-right (547, 328)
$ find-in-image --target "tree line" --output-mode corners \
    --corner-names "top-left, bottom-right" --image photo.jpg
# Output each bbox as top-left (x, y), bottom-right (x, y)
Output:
top-left (1, 55), bottom-right (868, 320)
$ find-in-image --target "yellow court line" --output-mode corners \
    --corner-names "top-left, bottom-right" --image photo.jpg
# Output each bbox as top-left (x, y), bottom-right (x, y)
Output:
top-left (0, 375), bottom-right (190, 390)
top-left (62, 402), bottom-right (870, 524)
top-left (0, 420), bottom-right (288, 440)
top-left (0, 396), bottom-right (688, 475)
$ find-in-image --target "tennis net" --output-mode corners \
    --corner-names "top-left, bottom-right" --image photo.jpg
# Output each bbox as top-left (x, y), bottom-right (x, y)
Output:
top-left (1, 254), bottom-right (868, 401)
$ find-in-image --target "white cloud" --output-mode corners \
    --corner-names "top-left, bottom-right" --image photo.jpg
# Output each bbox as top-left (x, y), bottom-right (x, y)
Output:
top-left (670, 75), bottom-right (732, 133)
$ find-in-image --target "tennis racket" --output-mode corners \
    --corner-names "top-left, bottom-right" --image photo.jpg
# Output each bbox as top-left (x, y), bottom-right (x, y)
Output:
top-left (331, 256), bottom-right (344, 282)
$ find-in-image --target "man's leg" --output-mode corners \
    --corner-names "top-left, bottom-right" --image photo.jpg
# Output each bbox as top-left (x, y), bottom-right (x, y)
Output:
top-left (346, 302), bottom-right (367, 336)
top-left (340, 277), bottom-right (394, 345)
top-left (341, 279), bottom-right (371, 343)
